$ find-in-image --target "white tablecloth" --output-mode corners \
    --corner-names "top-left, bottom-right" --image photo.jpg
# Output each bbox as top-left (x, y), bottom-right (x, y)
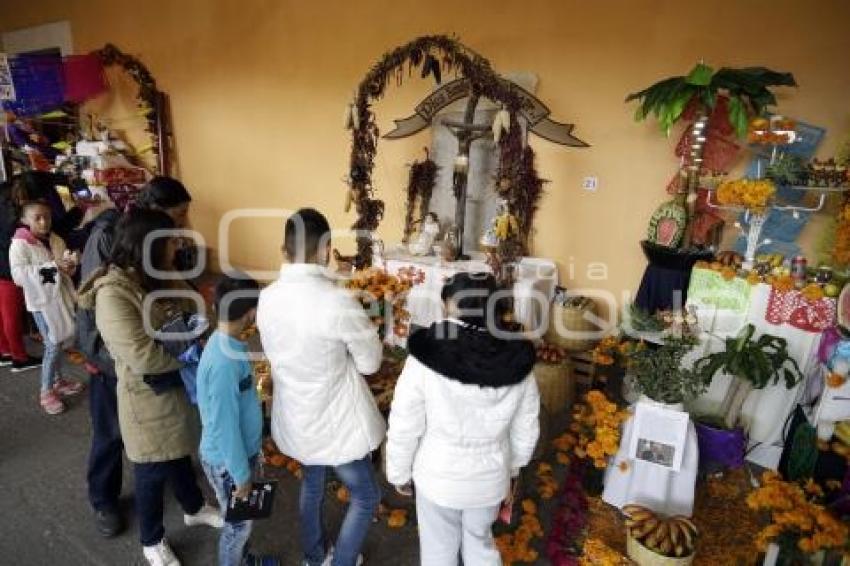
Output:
top-left (603, 399), bottom-right (699, 516)
top-left (381, 251), bottom-right (558, 333)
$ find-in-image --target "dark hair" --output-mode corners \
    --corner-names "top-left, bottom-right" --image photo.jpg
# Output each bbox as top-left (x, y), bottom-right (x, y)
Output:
top-left (108, 208), bottom-right (176, 291)
top-left (214, 273), bottom-right (260, 322)
top-left (136, 176), bottom-right (192, 210)
top-left (10, 174), bottom-right (43, 215)
top-left (284, 208), bottom-right (331, 262)
top-left (441, 272), bottom-right (511, 330)
top-left (18, 198), bottom-right (51, 218)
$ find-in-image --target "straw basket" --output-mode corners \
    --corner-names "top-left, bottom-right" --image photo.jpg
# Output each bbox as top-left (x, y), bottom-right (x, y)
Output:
top-left (533, 360), bottom-right (575, 416)
top-left (545, 299), bottom-right (598, 352)
top-left (627, 535), bottom-right (694, 566)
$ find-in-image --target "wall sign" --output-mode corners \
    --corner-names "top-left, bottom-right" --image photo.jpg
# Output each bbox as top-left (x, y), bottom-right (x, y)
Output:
top-left (385, 77), bottom-right (589, 147)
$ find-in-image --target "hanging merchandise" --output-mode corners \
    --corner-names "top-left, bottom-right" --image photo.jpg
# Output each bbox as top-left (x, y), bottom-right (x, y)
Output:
top-left (2, 51), bottom-right (65, 116)
top-left (0, 53), bottom-right (15, 101)
top-left (62, 53), bottom-right (107, 103)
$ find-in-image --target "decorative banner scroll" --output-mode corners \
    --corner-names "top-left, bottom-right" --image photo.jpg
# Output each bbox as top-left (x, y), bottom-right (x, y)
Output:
top-left (384, 78), bottom-right (589, 147)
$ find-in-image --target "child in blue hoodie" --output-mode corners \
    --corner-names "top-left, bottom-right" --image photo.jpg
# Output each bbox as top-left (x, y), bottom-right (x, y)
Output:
top-left (197, 274), bottom-right (277, 566)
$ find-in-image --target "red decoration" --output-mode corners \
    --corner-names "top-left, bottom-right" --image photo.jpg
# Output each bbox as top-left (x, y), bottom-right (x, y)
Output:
top-left (62, 54), bottom-right (107, 103)
top-left (94, 167), bottom-right (148, 186)
top-left (766, 288), bottom-right (837, 332)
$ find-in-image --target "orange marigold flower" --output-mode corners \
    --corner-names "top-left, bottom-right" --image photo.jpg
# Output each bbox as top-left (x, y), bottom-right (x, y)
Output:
top-left (746, 271), bottom-right (763, 285)
top-left (804, 478), bottom-right (824, 498)
top-left (801, 284), bottom-right (825, 302)
top-left (721, 266), bottom-right (737, 281)
top-left (826, 372), bottom-right (847, 388)
top-left (772, 275), bottom-right (795, 292)
top-left (618, 460), bottom-right (629, 472)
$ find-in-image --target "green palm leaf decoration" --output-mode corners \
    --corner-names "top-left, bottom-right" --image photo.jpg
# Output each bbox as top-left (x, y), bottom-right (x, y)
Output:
top-left (626, 63), bottom-right (797, 138)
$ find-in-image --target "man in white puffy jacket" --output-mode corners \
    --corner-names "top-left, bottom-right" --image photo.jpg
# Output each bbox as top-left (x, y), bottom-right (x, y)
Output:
top-left (386, 273), bottom-right (540, 566)
top-left (257, 208), bottom-right (384, 566)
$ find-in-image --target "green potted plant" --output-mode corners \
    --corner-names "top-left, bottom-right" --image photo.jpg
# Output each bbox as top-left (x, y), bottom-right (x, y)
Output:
top-left (693, 324), bottom-right (802, 429)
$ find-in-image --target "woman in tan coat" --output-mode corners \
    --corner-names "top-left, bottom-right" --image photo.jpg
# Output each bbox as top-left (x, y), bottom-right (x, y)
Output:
top-left (78, 209), bottom-right (220, 566)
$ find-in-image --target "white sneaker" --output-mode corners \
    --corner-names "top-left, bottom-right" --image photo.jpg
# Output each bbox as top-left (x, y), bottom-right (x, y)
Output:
top-left (143, 539), bottom-right (181, 566)
top-left (183, 503), bottom-right (224, 528)
top-left (321, 548), bottom-right (363, 566)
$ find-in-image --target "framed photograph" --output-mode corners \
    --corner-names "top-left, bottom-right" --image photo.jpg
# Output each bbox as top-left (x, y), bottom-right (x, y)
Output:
top-left (628, 401), bottom-right (689, 471)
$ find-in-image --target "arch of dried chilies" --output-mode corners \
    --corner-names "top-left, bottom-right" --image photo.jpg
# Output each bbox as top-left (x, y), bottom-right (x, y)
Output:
top-left (347, 34), bottom-right (545, 274)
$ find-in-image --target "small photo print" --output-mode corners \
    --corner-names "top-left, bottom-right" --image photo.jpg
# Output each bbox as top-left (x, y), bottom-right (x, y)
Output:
top-left (628, 401), bottom-right (689, 471)
top-left (635, 438), bottom-right (676, 468)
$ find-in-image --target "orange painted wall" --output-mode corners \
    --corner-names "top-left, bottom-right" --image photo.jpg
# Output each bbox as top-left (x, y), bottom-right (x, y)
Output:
top-left (2, 0), bottom-right (849, 307)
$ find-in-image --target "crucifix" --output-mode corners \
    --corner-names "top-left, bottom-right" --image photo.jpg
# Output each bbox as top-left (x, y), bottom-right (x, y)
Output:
top-left (442, 92), bottom-right (493, 260)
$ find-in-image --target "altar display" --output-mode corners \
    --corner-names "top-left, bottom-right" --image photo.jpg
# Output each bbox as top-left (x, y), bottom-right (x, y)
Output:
top-left (582, 61), bottom-right (850, 565)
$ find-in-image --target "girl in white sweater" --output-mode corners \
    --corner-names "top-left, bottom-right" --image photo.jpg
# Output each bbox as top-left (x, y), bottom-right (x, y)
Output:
top-left (10, 200), bottom-right (84, 414)
top-left (386, 273), bottom-right (540, 566)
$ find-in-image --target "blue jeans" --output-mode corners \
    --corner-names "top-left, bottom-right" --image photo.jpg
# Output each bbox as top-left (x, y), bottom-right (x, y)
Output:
top-left (300, 455), bottom-right (381, 566)
top-left (203, 459), bottom-right (255, 566)
top-left (33, 311), bottom-right (63, 392)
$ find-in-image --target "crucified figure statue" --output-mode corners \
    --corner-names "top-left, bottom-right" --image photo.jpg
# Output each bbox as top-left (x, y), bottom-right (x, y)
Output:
top-left (442, 92), bottom-right (493, 260)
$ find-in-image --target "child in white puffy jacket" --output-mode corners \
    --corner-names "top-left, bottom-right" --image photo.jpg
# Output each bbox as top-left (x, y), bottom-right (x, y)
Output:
top-left (386, 273), bottom-right (540, 566)
top-left (10, 199), bottom-right (84, 414)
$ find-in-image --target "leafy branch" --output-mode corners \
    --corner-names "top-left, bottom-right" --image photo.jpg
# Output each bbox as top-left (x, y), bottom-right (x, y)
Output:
top-left (629, 338), bottom-right (710, 404)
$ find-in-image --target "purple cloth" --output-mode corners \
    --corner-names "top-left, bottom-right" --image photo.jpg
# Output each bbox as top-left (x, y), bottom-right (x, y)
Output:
top-left (695, 422), bottom-right (746, 470)
top-left (818, 327), bottom-right (841, 365)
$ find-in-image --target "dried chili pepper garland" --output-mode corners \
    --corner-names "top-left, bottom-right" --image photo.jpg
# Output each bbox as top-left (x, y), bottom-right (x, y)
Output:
top-left (347, 34), bottom-right (543, 269)
top-left (402, 154), bottom-right (438, 244)
top-left (95, 43), bottom-right (165, 173)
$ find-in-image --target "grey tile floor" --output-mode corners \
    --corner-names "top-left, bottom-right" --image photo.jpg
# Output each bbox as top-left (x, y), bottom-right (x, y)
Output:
top-left (0, 339), bottom-right (422, 566)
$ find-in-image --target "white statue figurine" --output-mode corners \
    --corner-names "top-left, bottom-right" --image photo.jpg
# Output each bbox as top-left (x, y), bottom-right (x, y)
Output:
top-left (409, 213), bottom-right (441, 256)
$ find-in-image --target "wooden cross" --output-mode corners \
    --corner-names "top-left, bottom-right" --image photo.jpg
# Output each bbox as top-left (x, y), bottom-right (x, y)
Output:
top-left (442, 93), bottom-right (493, 260)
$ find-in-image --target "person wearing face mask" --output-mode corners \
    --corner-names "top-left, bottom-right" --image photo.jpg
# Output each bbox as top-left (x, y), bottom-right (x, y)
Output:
top-left (134, 176), bottom-right (196, 272)
top-left (78, 209), bottom-right (221, 566)
top-left (77, 175), bottom-right (194, 537)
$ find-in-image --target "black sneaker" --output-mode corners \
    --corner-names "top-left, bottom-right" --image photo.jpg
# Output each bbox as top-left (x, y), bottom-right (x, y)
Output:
top-left (0, 355), bottom-right (12, 367)
top-left (11, 356), bottom-right (42, 373)
top-left (94, 508), bottom-right (124, 537)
